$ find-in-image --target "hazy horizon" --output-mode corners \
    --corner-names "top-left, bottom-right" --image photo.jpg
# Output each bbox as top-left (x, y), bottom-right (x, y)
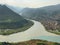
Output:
top-left (0, 0), bottom-right (60, 8)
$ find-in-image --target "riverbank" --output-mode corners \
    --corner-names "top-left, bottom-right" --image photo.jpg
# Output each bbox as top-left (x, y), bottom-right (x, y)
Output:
top-left (0, 20), bottom-right (59, 43)
top-left (0, 20), bottom-right (34, 35)
top-left (47, 30), bottom-right (60, 35)
top-left (0, 39), bottom-right (60, 45)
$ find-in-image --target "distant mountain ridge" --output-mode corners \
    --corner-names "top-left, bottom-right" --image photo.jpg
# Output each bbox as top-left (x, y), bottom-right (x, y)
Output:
top-left (21, 4), bottom-right (60, 20)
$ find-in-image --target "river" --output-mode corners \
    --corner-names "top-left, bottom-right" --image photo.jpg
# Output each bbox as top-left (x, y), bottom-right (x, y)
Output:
top-left (0, 20), bottom-right (60, 43)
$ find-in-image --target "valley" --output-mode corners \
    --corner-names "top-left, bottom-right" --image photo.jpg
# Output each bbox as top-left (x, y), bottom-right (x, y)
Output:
top-left (0, 4), bottom-right (60, 45)
top-left (21, 4), bottom-right (60, 35)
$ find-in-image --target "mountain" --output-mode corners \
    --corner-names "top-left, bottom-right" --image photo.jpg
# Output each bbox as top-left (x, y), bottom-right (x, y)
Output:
top-left (0, 4), bottom-right (29, 29)
top-left (21, 4), bottom-right (60, 31)
top-left (21, 4), bottom-right (60, 20)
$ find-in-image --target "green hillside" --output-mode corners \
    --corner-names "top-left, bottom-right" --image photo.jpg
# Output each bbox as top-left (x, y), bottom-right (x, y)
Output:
top-left (0, 5), bottom-right (33, 35)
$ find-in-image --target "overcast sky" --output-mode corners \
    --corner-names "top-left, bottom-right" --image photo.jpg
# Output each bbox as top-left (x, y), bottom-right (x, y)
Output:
top-left (0, 0), bottom-right (60, 8)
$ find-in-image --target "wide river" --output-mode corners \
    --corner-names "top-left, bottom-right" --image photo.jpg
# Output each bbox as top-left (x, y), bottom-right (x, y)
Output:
top-left (0, 20), bottom-right (60, 43)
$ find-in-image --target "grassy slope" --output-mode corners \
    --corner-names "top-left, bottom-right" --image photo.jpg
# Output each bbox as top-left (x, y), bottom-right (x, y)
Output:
top-left (0, 20), bottom-right (34, 35)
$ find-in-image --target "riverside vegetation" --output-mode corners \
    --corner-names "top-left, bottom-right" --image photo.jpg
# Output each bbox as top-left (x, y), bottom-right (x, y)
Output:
top-left (0, 39), bottom-right (60, 45)
top-left (0, 20), bottom-right (33, 35)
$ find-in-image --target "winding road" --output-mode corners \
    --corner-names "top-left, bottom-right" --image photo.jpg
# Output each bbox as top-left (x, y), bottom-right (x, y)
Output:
top-left (0, 20), bottom-right (60, 43)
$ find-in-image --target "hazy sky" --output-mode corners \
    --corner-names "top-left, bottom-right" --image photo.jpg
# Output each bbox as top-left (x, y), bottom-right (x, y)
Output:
top-left (0, 0), bottom-right (60, 8)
